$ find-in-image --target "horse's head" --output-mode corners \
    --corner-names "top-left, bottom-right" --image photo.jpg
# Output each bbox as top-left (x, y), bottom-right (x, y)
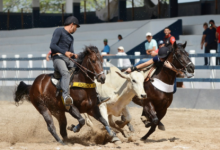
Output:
top-left (79, 46), bottom-right (106, 84)
top-left (168, 41), bottom-right (195, 76)
top-left (116, 71), bottom-right (147, 99)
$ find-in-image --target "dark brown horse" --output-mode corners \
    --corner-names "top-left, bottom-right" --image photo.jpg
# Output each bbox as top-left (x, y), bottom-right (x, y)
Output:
top-left (132, 41), bottom-right (194, 140)
top-left (14, 46), bottom-right (114, 145)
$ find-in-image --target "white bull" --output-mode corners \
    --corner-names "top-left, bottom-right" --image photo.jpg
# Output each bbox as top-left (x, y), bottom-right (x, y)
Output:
top-left (84, 66), bottom-right (148, 139)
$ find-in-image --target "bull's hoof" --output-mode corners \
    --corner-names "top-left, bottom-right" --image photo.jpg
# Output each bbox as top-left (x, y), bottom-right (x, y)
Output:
top-left (127, 123), bottom-right (135, 132)
top-left (115, 120), bottom-right (126, 128)
top-left (112, 136), bottom-right (121, 143)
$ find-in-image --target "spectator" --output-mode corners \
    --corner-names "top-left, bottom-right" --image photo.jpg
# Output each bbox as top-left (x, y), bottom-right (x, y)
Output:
top-left (163, 27), bottom-right (176, 47)
top-left (150, 40), bottom-right (165, 57)
top-left (46, 50), bottom-right (51, 61)
top-left (202, 20), bottom-right (218, 65)
top-left (201, 22), bottom-right (210, 65)
top-left (116, 46), bottom-right (131, 68)
top-left (145, 32), bottom-right (158, 55)
top-left (118, 34), bottom-right (123, 41)
top-left (216, 24), bottom-right (220, 65)
top-left (102, 39), bottom-right (110, 54)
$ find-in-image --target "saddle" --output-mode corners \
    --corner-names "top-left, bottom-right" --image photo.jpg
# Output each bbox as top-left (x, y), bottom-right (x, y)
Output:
top-left (51, 67), bottom-right (96, 91)
top-left (141, 64), bottom-right (157, 82)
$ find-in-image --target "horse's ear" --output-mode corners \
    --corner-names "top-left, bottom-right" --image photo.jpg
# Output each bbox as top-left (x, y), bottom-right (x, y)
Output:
top-left (183, 41), bottom-right (187, 49)
top-left (173, 41), bottom-right (177, 51)
top-left (115, 71), bottom-right (130, 81)
top-left (87, 48), bottom-right (93, 54)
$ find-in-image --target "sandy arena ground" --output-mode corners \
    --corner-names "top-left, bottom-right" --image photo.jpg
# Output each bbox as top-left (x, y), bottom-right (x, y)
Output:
top-left (0, 101), bottom-right (220, 150)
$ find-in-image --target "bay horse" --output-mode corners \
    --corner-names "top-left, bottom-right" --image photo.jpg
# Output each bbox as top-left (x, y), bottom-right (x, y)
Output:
top-left (14, 46), bottom-right (114, 145)
top-left (132, 41), bottom-right (195, 140)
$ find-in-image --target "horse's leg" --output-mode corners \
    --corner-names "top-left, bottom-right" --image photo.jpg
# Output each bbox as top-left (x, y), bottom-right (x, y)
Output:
top-left (142, 101), bottom-right (159, 126)
top-left (141, 125), bottom-right (157, 140)
top-left (67, 105), bottom-right (85, 133)
top-left (53, 112), bottom-right (68, 140)
top-left (89, 105), bottom-right (115, 138)
top-left (38, 106), bottom-right (65, 145)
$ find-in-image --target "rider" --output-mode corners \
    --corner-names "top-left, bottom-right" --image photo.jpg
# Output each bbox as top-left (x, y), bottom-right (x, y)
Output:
top-left (50, 16), bottom-right (110, 110)
top-left (126, 46), bottom-right (172, 73)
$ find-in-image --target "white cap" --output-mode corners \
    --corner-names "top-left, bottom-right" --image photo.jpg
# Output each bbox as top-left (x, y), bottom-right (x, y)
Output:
top-left (146, 32), bottom-right (152, 36)
top-left (118, 46), bottom-right (124, 50)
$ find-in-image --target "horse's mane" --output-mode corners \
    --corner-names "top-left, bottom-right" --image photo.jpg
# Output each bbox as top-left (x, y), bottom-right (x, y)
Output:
top-left (76, 46), bottom-right (99, 64)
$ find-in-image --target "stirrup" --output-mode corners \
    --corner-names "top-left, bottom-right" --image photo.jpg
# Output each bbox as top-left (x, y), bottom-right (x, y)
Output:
top-left (62, 96), bottom-right (73, 111)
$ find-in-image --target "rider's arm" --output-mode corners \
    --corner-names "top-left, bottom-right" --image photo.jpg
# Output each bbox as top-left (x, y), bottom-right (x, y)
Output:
top-left (50, 28), bottom-right (66, 55)
top-left (136, 59), bottom-right (154, 70)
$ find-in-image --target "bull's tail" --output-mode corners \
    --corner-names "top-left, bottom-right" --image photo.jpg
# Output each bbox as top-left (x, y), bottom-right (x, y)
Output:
top-left (83, 113), bottom-right (94, 127)
top-left (14, 81), bottom-right (32, 105)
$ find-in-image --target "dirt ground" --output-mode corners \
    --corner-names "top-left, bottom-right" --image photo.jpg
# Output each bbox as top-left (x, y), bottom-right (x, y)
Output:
top-left (0, 101), bottom-right (220, 150)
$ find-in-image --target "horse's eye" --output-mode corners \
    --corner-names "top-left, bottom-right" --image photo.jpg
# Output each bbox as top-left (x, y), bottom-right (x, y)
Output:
top-left (132, 80), bottom-right (136, 83)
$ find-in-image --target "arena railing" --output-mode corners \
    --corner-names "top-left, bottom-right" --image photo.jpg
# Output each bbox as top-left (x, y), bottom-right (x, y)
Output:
top-left (1, 51), bottom-right (220, 87)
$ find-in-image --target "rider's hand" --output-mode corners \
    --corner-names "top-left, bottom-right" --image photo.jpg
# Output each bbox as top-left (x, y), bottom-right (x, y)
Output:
top-left (164, 61), bottom-right (172, 69)
top-left (65, 51), bottom-right (74, 58)
top-left (73, 54), bottom-right (78, 59)
top-left (125, 68), bottom-right (132, 73)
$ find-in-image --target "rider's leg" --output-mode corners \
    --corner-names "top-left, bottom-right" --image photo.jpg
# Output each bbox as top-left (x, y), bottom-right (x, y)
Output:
top-left (134, 59), bottom-right (150, 67)
top-left (53, 58), bottom-right (73, 110)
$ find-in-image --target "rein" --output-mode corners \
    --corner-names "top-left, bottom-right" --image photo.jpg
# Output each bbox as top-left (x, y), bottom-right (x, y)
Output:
top-left (164, 49), bottom-right (194, 78)
top-left (69, 52), bottom-right (104, 82)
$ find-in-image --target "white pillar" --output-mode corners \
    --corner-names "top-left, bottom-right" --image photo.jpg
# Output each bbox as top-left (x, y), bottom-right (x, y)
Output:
top-left (134, 52), bottom-right (140, 64)
top-left (28, 54), bottom-right (33, 84)
top-left (32, 0), bottom-right (40, 7)
top-left (0, 0), bottom-right (3, 12)
top-left (189, 50), bottom-right (195, 89)
top-left (65, 0), bottom-right (80, 13)
top-left (210, 50), bottom-right (216, 89)
top-left (1, 55), bottom-right (7, 86)
top-left (15, 55), bottom-right (20, 84)
top-left (41, 54), bottom-right (47, 73)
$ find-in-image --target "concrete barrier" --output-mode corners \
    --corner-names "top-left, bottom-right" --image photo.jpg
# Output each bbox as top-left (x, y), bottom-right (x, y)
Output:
top-left (1, 87), bottom-right (220, 110)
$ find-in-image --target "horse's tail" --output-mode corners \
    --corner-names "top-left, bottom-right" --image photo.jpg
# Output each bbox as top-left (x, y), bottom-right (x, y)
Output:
top-left (14, 81), bottom-right (32, 105)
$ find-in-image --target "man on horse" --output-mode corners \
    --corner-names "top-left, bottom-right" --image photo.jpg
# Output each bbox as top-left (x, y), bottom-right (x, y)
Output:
top-left (50, 16), bottom-right (110, 110)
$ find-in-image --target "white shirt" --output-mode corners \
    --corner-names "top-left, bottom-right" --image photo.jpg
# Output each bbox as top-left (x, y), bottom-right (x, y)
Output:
top-left (116, 52), bottom-right (131, 68)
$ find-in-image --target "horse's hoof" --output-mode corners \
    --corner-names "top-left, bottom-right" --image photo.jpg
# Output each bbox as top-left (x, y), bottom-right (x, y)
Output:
top-left (158, 124), bottom-right (165, 131)
top-left (140, 136), bottom-right (147, 141)
top-left (59, 141), bottom-right (66, 145)
top-left (145, 122), bottom-right (152, 128)
top-left (67, 124), bottom-right (75, 131)
top-left (67, 124), bottom-right (80, 133)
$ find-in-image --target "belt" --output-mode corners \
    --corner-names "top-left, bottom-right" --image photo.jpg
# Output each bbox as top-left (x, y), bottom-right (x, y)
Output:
top-left (52, 53), bottom-right (61, 57)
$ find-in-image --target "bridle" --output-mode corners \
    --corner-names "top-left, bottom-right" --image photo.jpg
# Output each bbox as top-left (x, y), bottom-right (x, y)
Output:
top-left (165, 47), bottom-right (194, 78)
top-left (69, 51), bottom-right (104, 82)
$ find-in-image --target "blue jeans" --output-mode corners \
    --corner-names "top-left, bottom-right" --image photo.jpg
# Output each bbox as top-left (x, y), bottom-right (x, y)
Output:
top-left (217, 43), bottom-right (220, 65)
top-left (134, 59), bottom-right (150, 67)
top-left (173, 78), bottom-right (177, 94)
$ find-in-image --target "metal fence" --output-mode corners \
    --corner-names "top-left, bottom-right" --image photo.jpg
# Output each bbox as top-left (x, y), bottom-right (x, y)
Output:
top-left (1, 51), bottom-right (220, 88)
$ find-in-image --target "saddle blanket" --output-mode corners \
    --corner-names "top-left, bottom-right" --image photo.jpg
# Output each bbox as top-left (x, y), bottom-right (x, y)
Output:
top-left (51, 78), bottom-right (96, 89)
top-left (151, 78), bottom-right (174, 93)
